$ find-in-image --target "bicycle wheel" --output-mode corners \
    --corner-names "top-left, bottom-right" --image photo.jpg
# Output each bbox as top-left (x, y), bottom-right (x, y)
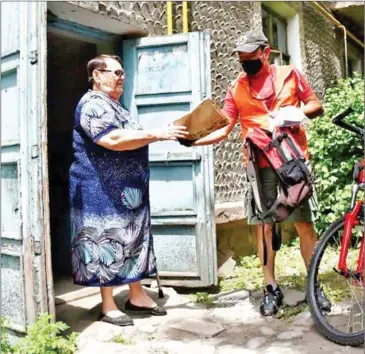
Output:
top-left (307, 217), bottom-right (364, 346)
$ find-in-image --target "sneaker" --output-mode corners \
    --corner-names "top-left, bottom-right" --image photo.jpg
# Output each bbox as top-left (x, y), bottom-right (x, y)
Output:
top-left (259, 284), bottom-right (284, 316)
top-left (315, 282), bottom-right (332, 312)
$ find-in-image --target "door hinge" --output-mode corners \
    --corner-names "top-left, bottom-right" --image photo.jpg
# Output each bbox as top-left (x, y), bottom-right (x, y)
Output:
top-left (34, 240), bottom-right (42, 255)
top-left (29, 50), bottom-right (38, 65)
top-left (31, 145), bottom-right (39, 159)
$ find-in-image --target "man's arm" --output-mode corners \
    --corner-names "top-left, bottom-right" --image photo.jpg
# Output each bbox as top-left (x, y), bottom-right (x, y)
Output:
top-left (294, 68), bottom-right (324, 119)
top-left (301, 92), bottom-right (324, 119)
top-left (192, 115), bottom-right (237, 146)
top-left (192, 87), bottom-right (239, 146)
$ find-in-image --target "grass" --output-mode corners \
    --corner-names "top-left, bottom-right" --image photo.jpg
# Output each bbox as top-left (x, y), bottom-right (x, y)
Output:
top-left (189, 239), bottom-right (361, 321)
top-left (109, 334), bottom-right (134, 345)
top-left (217, 240), bottom-right (357, 321)
top-left (219, 241), bottom-right (308, 293)
top-left (194, 292), bottom-right (214, 305)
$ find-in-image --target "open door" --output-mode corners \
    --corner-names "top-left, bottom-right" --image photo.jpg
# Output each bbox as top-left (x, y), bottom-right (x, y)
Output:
top-left (122, 33), bottom-right (217, 287)
top-left (1, 2), bottom-right (53, 334)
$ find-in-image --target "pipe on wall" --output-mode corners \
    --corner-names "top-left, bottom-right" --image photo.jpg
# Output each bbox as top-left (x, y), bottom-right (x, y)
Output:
top-left (167, 1), bottom-right (173, 35)
top-left (166, 2), bottom-right (189, 35)
top-left (337, 25), bottom-right (348, 77)
top-left (312, 1), bottom-right (364, 77)
top-left (182, 1), bottom-right (188, 33)
top-left (312, 2), bottom-right (364, 49)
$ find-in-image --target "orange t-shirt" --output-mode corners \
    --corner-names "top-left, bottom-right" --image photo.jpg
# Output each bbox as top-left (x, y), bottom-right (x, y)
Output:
top-left (222, 66), bottom-right (314, 119)
top-left (221, 66), bottom-right (314, 167)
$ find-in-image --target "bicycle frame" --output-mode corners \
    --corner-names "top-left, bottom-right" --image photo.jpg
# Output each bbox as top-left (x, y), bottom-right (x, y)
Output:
top-left (337, 158), bottom-right (364, 283)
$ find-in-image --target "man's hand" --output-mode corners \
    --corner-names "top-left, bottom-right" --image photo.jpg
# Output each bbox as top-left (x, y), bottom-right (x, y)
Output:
top-left (268, 106), bottom-right (309, 131)
top-left (301, 93), bottom-right (324, 119)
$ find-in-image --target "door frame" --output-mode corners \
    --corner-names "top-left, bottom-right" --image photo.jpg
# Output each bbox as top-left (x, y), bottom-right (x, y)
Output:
top-left (45, 7), bottom-right (123, 305)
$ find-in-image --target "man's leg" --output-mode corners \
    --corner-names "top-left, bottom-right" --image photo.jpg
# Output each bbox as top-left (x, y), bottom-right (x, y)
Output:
top-left (248, 167), bottom-right (284, 316)
top-left (256, 223), bottom-right (284, 316)
top-left (294, 221), bottom-right (317, 270)
top-left (256, 223), bottom-right (276, 286)
top-left (256, 224), bottom-right (284, 316)
top-left (294, 220), bottom-right (331, 310)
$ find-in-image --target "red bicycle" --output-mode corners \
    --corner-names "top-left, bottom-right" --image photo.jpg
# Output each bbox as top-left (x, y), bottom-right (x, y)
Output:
top-left (307, 107), bottom-right (364, 346)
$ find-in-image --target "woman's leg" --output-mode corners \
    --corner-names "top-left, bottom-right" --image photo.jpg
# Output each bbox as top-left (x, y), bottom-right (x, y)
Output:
top-left (100, 286), bottom-right (120, 314)
top-left (128, 281), bottom-right (156, 307)
top-left (99, 286), bottom-right (134, 325)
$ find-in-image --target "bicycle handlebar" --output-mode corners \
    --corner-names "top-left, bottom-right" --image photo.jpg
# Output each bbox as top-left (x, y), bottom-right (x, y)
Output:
top-left (332, 107), bottom-right (354, 124)
top-left (332, 107), bottom-right (364, 138)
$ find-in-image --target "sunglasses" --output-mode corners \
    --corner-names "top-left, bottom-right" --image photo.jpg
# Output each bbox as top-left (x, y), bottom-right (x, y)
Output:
top-left (99, 69), bottom-right (125, 78)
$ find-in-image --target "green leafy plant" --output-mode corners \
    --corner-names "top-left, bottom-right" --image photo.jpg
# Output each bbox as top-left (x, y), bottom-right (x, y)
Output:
top-left (219, 244), bottom-right (306, 292)
top-left (9, 313), bottom-right (78, 354)
top-left (1, 318), bottom-right (15, 354)
top-left (219, 242), bottom-right (351, 308)
top-left (195, 292), bottom-right (213, 305)
top-left (308, 74), bottom-right (364, 234)
top-left (109, 334), bottom-right (134, 345)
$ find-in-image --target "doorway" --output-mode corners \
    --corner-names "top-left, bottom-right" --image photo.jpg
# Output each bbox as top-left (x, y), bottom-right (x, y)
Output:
top-left (46, 28), bottom-right (119, 302)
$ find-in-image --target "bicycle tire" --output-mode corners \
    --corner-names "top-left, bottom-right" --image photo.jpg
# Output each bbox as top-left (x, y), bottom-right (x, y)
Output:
top-left (307, 217), bottom-right (364, 347)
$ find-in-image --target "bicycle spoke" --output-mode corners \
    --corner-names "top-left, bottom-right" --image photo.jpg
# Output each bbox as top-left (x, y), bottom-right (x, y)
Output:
top-left (310, 218), bottom-right (364, 344)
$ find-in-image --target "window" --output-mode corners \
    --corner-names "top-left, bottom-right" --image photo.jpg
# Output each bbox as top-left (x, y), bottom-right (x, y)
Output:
top-left (348, 58), bottom-right (363, 78)
top-left (262, 6), bottom-right (290, 65)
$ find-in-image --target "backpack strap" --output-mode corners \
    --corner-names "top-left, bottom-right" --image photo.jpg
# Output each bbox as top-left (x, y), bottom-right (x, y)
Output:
top-left (261, 221), bottom-right (268, 266)
top-left (262, 222), bottom-right (282, 267)
top-left (282, 132), bottom-right (303, 159)
top-left (246, 143), bottom-right (266, 217)
top-left (272, 222), bottom-right (282, 252)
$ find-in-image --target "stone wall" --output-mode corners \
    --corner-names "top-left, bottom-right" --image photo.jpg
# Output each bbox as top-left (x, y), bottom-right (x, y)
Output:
top-left (301, 2), bottom-right (345, 98)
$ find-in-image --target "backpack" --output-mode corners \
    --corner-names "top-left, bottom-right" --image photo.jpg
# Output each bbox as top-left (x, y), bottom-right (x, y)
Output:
top-left (245, 127), bottom-right (315, 264)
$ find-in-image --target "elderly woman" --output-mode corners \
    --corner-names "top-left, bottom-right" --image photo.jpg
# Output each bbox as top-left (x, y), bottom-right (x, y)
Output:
top-left (69, 54), bottom-right (188, 326)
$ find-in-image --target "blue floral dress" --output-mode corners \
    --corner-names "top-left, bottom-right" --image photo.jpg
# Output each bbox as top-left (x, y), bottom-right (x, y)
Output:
top-left (69, 90), bottom-right (156, 286)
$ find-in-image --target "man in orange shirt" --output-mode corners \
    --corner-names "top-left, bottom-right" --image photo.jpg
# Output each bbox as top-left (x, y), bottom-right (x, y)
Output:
top-left (193, 30), bottom-right (331, 316)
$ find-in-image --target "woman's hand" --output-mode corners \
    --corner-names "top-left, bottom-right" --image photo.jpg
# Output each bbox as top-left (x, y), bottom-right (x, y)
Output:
top-left (155, 125), bottom-right (190, 141)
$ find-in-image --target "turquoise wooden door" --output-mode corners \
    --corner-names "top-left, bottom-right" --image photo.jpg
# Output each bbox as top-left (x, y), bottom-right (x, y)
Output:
top-left (123, 33), bottom-right (217, 287)
top-left (1, 2), bottom-right (53, 335)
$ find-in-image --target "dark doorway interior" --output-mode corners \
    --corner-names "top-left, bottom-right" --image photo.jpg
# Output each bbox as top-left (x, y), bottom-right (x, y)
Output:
top-left (47, 32), bottom-right (97, 277)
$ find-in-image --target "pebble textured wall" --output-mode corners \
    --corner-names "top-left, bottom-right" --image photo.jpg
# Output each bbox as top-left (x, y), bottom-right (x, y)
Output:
top-left (181, 2), bottom-right (262, 204)
top-left (301, 2), bottom-right (344, 98)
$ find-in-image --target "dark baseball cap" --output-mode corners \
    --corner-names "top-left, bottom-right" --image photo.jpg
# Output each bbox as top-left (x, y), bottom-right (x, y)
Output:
top-left (233, 30), bottom-right (269, 53)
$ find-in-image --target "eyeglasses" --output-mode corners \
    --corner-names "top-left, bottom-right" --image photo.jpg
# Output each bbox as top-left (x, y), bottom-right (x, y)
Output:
top-left (98, 69), bottom-right (125, 78)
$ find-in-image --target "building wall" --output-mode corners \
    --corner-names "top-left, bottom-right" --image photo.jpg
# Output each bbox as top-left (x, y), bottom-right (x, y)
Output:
top-left (185, 2), bottom-right (261, 205)
top-left (301, 2), bottom-right (345, 98)
top-left (70, 1), bottom-right (362, 206)
top-left (65, 3), bottom-right (363, 262)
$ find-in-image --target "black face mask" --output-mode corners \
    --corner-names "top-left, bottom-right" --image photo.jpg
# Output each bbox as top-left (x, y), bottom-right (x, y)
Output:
top-left (241, 59), bottom-right (263, 76)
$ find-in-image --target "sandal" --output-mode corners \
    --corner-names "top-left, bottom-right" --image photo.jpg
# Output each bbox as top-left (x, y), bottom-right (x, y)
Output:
top-left (98, 312), bottom-right (134, 326)
top-left (125, 299), bottom-right (167, 316)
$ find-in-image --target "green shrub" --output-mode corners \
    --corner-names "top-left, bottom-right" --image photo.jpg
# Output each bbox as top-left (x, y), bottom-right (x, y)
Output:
top-left (1, 318), bottom-right (15, 354)
top-left (195, 292), bottom-right (213, 305)
top-left (1, 314), bottom-right (78, 354)
top-left (308, 74), bottom-right (364, 234)
top-left (109, 334), bottom-right (134, 345)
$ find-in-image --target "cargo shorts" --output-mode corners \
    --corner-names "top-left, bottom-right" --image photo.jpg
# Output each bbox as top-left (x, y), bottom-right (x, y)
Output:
top-left (247, 167), bottom-right (318, 225)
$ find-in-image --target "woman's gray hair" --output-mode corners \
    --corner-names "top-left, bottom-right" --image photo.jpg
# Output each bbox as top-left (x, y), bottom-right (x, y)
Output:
top-left (87, 54), bottom-right (123, 85)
